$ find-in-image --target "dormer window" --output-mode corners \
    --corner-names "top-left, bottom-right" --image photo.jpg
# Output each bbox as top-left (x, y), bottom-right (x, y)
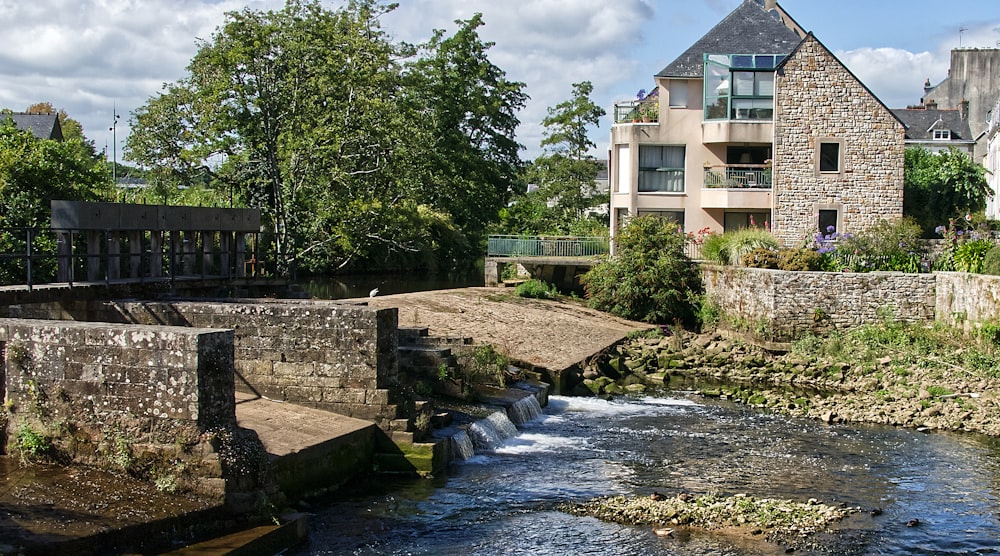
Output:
top-left (933, 129), bottom-right (951, 140)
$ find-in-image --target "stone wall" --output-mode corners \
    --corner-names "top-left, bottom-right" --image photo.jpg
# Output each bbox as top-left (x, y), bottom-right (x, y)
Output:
top-left (0, 319), bottom-right (242, 499)
top-left (772, 34), bottom-right (904, 245)
top-left (935, 272), bottom-right (1000, 328)
top-left (75, 299), bottom-right (402, 429)
top-left (703, 266), bottom-right (937, 341)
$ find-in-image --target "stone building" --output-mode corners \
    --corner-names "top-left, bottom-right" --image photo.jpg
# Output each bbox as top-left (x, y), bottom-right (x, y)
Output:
top-left (608, 0), bottom-right (904, 247)
top-left (921, 48), bottom-right (1000, 160)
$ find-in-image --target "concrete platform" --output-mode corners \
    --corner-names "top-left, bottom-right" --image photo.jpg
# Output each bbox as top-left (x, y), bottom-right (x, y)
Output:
top-left (235, 392), bottom-right (380, 498)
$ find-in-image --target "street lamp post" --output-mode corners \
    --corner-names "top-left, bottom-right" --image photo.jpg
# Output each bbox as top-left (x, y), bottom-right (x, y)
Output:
top-left (109, 112), bottom-right (120, 185)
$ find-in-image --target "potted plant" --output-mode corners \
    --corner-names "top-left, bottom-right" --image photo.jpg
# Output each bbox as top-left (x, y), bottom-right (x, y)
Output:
top-left (641, 102), bottom-right (658, 123)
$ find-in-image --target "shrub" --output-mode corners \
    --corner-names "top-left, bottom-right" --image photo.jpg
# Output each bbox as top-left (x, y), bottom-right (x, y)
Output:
top-left (724, 228), bottom-right (780, 266)
top-left (982, 245), bottom-right (1000, 275)
top-left (515, 279), bottom-right (557, 299)
top-left (583, 215), bottom-right (702, 325)
top-left (700, 232), bottom-right (726, 264)
top-left (742, 247), bottom-right (778, 269)
top-left (14, 422), bottom-right (51, 462)
top-left (777, 247), bottom-right (823, 271)
top-left (953, 239), bottom-right (993, 273)
top-left (828, 218), bottom-right (926, 272)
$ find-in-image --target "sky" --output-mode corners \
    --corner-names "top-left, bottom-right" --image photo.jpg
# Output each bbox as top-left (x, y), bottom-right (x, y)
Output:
top-left (1, 0), bottom-right (998, 165)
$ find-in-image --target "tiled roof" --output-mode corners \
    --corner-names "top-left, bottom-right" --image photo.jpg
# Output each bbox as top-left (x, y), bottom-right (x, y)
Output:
top-left (890, 108), bottom-right (973, 141)
top-left (656, 0), bottom-right (803, 78)
top-left (3, 113), bottom-right (63, 140)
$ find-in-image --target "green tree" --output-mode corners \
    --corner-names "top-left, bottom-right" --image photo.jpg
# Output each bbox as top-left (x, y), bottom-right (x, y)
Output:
top-left (582, 215), bottom-right (702, 325)
top-left (23, 102), bottom-right (86, 142)
top-left (127, 1), bottom-right (516, 274)
top-left (127, 0), bottom-right (425, 273)
top-left (533, 81), bottom-right (606, 222)
top-left (904, 146), bottom-right (991, 236)
top-left (404, 13), bottom-right (528, 243)
top-left (0, 122), bottom-right (111, 283)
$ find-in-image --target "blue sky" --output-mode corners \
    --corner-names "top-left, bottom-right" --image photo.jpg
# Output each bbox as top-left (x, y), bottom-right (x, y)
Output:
top-left (1, 0), bottom-right (997, 163)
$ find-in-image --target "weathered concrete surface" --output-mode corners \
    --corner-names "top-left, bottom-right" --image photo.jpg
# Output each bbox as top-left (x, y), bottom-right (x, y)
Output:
top-left (358, 287), bottom-right (651, 391)
top-left (235, 392), bottom-right (378, 498)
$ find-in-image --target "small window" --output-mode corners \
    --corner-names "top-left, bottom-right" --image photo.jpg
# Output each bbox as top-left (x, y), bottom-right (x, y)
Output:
top-left (669, 80), bottom-right (688, 108)
top-left (818, 210), bottom-right (838, 235)
top-left (819, 141), bottom-right (841, 173)
top-left (933, 129), bottom-right (951, 140)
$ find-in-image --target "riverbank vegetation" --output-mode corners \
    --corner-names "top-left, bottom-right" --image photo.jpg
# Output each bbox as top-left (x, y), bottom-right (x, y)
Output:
top-left (580, 317), bottom-right (1000, 436)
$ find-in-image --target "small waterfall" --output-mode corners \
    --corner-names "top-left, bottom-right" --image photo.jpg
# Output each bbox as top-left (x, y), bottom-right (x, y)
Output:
top-left (507, 395), bottom-right (543, 426)
top-left (450, 430), bottom-right (476, 460)
top-left (468, 410), bottom-right (519, 452)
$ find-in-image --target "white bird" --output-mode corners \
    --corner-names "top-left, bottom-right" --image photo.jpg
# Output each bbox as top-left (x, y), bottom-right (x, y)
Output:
top-left (369, 288), bottom-right (379, 297)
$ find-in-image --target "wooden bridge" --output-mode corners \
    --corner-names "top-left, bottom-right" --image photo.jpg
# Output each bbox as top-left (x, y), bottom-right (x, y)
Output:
top-left (0, 201), bottom-right (289, 309)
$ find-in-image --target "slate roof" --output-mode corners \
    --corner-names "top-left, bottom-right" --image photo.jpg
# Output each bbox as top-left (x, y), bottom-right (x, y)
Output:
top-left (2, 113), bottom-right (63, 140)
top-left (656, 0), bottom-right (804, 78)
top-left (890, 108), bottom-right (974, 142)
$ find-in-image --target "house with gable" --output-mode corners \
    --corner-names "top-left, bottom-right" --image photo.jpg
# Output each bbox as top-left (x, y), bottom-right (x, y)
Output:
top-left (2, 112), bottom-right (64, 141)
top-left (892, 101), bottom-right (976, 156)
top-left (609, 0), bottom-right (904, 247)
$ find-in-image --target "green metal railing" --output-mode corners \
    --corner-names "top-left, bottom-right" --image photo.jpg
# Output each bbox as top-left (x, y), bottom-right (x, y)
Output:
top-left (703, 165), bottom-right (772, 188)
top-left (487, 235), bottom-right (609, 257)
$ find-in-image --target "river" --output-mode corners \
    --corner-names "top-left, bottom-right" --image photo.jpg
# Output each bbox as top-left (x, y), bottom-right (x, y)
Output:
top-left (292, 392), bottom-right (1000, 555)
top-left (301, 269), bottom-right (484, 300)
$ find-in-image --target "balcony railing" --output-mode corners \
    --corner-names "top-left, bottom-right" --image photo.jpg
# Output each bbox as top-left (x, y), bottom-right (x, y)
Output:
top-left (703, 164), bottom-right (771, 188)
top-left (614, 100), bottom-right (658, 124)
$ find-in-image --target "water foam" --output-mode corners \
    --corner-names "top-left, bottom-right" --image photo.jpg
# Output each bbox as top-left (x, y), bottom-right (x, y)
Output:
top-left (507, 395), bottom-right (544, 426)
top-left (467, 410), bottom-right (519, 452)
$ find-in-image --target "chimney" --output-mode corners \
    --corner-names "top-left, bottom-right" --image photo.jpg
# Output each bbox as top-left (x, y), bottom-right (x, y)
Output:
top-left (925, 99), bottom-right (938, 110)
top-left (764, 0), bottom-right (777, 8)
top-left (959, 99), bottom-right (969, 120)
top-left (923, 78), bottom-right (933, 96)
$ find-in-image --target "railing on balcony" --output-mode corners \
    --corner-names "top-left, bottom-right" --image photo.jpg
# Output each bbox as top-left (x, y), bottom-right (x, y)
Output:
top-left (614, 100), bottom-right (658, 124)
top-left (703, 164), bottom-right (772, 189)
top-left (487, 235), bottom-right (609, 258)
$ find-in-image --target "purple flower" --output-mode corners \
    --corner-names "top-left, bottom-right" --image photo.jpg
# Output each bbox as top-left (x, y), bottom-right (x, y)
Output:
top-left (636, 89), bottom-right (647, 100)
top-left (826, 225), bottom-right (836, 233)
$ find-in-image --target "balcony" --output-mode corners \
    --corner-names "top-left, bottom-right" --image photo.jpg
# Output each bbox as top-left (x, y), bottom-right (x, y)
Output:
top-left (701, 164), bottom-right (771, 209)
top-left (703, 164), bottom-right (771, 189)
top-left (613, 100), bottom-right (659, 124)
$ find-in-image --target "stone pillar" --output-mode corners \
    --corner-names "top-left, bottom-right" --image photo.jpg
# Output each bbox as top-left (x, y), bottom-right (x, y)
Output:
top-left (235, 232), bottom-right (247, 278)
top-left (484, 259), bottom-right (499, 287)
top-left (220, 232), bottom-right (232, 278)
top-left (183, 231), bottom-right (197, 275)
top-left (106, 233), bottom-right (121, 280)
top-left (128, 231), bottom-right (143, 279)
top-left (170, 231), bottom-right (183, 277)
top-left (56, 231), bottom-right (73, 282)
top-left (201, 231), bottom-right (215, 276)
top-left (86, 231), bottom-right (102, 282)
top-left (149, 231), bottom-right (163, 278)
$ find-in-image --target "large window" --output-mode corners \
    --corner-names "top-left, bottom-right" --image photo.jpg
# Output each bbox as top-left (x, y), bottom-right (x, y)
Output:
top-left (724, 211), bottom-right (770, 232)
top-left (638, 146), bottom-right (685, 193)
top-left (637, 210), bottom-right (685, 229)
top-left (703, 53), bottom-right (782, 121)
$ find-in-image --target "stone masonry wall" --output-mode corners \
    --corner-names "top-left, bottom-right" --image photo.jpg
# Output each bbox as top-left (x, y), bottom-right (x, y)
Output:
top-left (92, 300), bottom-right (402, 429)
top-left (772, 34), bottom-right (904, 245)
top-left (935, 272), bottom-right (1000, 328)
top-left (1, 319), bottom-right (237, 498)
top-left (702, 266), bottom-right (937, 341)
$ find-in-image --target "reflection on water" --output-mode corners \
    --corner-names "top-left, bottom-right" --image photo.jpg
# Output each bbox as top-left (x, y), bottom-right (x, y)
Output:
top-left (302, 267), bottom-right (484, 300)
top-left (294, 394), bottom-right (1000, 555)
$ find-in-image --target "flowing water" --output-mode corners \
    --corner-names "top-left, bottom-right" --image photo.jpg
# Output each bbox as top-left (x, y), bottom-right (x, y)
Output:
top-left (293, 393), bottom-right (1000, 555)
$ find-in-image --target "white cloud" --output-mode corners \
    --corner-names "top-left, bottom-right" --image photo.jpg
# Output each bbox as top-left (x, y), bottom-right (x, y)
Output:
top-left (836, 47), bottom-right (946, 109)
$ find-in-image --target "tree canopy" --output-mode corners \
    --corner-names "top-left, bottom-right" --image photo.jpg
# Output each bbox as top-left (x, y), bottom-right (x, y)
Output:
top-left (904, 146), bottom-right (991, 236)
top-left (0, 121), bottom-right (111, 283)
top-left (126, 0), bottom-right (526, 275)
top-left (499, 81), bottom-right (607, 235)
